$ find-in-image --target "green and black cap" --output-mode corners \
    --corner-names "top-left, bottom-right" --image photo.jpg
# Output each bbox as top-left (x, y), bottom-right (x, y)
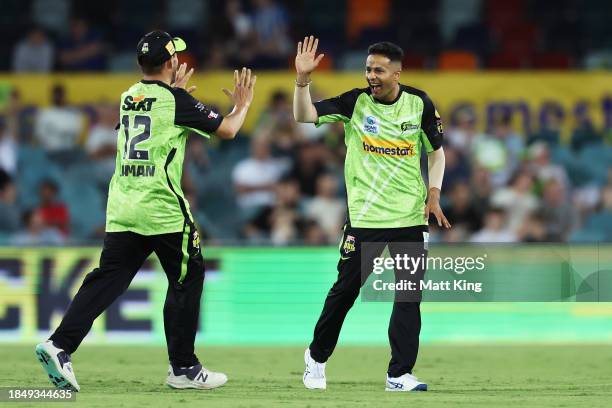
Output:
top-left (137, 30), bottom-right (187, 66)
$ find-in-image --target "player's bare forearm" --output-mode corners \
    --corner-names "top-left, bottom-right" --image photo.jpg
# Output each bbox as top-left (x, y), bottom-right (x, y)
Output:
top-left (216, 104), bottom-right (250, 139)
top-left (427, 147), bottom-right (445, 190)
top-left (293, 85), bottom-right (318, 123)
top-left (425, 148), bottom-right (451, 228)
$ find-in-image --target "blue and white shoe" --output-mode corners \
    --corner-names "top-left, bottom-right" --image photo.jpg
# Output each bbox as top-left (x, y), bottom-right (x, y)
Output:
top-left (166, 363), bottom-right (228, 389)
top-left (385, 373), bottom-right (427, 391)
top-left (35, 340), bottom-right (80, 392)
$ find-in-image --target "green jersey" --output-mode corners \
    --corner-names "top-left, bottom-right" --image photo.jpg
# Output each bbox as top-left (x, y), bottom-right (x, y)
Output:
top-left (106, 80), bottom-right (223, 235)
top-left (314, 84), bottom-right (444, 228)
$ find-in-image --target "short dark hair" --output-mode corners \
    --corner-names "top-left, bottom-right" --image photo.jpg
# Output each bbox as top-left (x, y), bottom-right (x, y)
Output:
top-left (367, 42), bottom-right (404, 63)
top-left (139, 60), bottom-right (164, 75)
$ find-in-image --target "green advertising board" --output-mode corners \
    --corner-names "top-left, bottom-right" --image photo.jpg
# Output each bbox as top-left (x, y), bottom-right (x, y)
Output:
top-left (1, 245), bottom-right (611, 345)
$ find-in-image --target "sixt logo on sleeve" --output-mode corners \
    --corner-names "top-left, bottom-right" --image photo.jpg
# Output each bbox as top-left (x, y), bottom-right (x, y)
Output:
top-left (123, 95), bottom-right (157, 111)
top-left (363, 115), bottom-right (379, 134)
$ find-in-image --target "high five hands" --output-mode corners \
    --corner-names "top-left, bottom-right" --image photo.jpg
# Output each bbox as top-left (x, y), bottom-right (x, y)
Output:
top-left (295, 36), bottom-right (324, 78)
top-left (172, 63), bottom-right (196, 93)
top-left (222, 67), bottom-right (257, 108)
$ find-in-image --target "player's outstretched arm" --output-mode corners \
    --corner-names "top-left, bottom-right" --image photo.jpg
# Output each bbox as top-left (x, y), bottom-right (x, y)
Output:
top-left (293, 35), bottom-right (324, 123)
top-left (215, 67), bottom-right (257, 139)
top-left (425, 147), bottom-right (451, 229)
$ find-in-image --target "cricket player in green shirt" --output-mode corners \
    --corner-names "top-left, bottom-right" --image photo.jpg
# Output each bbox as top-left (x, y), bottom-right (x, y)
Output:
top-left (36, 30), bottom-right (256, 392)
top-left (294, 36), bottom-right (450, 391)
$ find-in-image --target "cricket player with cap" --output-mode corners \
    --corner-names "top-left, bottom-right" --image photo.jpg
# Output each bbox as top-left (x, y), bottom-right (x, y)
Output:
top-left (36, 30), bottom-right (256, 391)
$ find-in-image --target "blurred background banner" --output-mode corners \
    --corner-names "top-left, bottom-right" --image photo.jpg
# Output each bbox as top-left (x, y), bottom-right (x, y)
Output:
top-left (2, 72), bottom-right (612, 136)
top-left (2, 244), bottom-right (611, 345)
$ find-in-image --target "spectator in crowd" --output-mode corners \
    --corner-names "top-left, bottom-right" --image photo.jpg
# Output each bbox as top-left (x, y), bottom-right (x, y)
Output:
top-left (36, 179), bottom-right (70, 235)
top-left (540, 179), bottom-right (574, 240)
top-left (0, 118), bottom-right (17, 176)
top-left (255, 90), bottom-right (304, 155)
top-left (490, 112), bottom-right (524, 173)
top-left (518, 211), bottom-right (554, 242)
top-left (208, 0), bottom-right (254, 68)
top-left (469, 166), bottom-right (493, 213)
top-left (471, 115), bottom-right (520, 188)
top-left (34, 84), bottom-right (85, 155)
top-left (528, 104), bottom-right (562, 146)
top-left (250, 0), bottom-right (291, 68)
top-left (290, 142), bottom-right (330, 196)
top-left (11, 209), bottom-right (64, 246)
top-left (470, 207), bottom-right (517, 243)
top-left (445, 105), bottom-right (483, 155)
top-left (570, 104), bottom-right (602, 151)
top-left (269, 177), bottom-right (303, 245)
top-left (0, 89), bottom-right (21, 175)
top-left (528, 142), bottom-right (569, 189)
top-left (58, 17), bottom-right (106, 71)
top-left (302, 219), bottom-right (328, 245)
top-left (304, 173), bottom-right (345, 243)
top-left (12, 26), bottom-right (54, 72)
top-left (233, 135), bottom-right (288, 210)
top-left (85, 103), bottom-right (120, 188)
top-left (0, 170), bottom-right (20, 233)
top-left (442, 146), bottom-right (470, 191)
top-left (442, 183), bottom-right (483, 233)
top-left (241, 177), bottom-right (303, 245)
top-left (490, 170), bottom-right (539, 232)
top-left (586, 182), bottom-right (612, 236)
top-left (471, 134), bottom-right (509, 188)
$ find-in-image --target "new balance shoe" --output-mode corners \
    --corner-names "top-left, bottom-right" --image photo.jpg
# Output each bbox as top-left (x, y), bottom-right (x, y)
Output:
top-left (166, 363), bottom-right (227, 389)
top-left (35, 340), bottom-right (80, 392)
top-left (385, 373), bottom-right (427, 391)
top-left (303, 348), bottom-right (326, 389)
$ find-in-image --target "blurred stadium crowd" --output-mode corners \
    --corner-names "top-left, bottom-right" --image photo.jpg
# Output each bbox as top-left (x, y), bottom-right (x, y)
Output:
top-left (3, 0), bottom-right (612, 72)
top-left (0, 84), bottom-right (611, 246)
top-left (1, 0), bottom-right (611, 246)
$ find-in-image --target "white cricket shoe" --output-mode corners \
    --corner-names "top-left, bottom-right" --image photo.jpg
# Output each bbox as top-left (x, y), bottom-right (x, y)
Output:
top-left (303, 348), bottom-right (326, 389)
top-left (35, 340), bottom-right (80, 392)
top-left (385, 372), bottom-right (428, 391)
top-left (166, 364), bottom-right (228, 389)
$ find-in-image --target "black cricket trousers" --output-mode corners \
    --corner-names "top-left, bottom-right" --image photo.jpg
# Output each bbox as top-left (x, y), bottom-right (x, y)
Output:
top-left (49, 223), bottom-right (204, 367)
top-left (309, 224), bottom-right (428, 378)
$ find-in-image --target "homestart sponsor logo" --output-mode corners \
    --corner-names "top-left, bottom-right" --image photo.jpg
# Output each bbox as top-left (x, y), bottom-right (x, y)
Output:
top-left (361, 136), bottom-right (416, 157)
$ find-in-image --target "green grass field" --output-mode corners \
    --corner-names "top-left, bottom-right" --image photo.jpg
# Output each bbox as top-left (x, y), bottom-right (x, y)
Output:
top-left (2, 344), bottom-right (612, 407)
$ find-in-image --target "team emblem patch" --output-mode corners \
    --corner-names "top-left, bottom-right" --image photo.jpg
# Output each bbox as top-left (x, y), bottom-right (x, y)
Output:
top-left (435, 110), bottom-right (444, 134)
top-left (401, 122), bottom-right (419, 132)
top-left (343, 235), bottom-right (356, 256)
top-left (363, 116), bottom-right (379, 134)
top-left (165, 40), bottom-right (176, 55)
top-left (192, 230), bottom-right (201, 253)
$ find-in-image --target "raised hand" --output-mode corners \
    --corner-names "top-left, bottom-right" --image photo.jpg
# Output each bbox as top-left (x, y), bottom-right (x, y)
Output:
top-left (295, 35), bottom-right (324, 77)
top-left (222, 67), bottom-right (257, 108)
top-left (172, 62), bottom-right (196, 93)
